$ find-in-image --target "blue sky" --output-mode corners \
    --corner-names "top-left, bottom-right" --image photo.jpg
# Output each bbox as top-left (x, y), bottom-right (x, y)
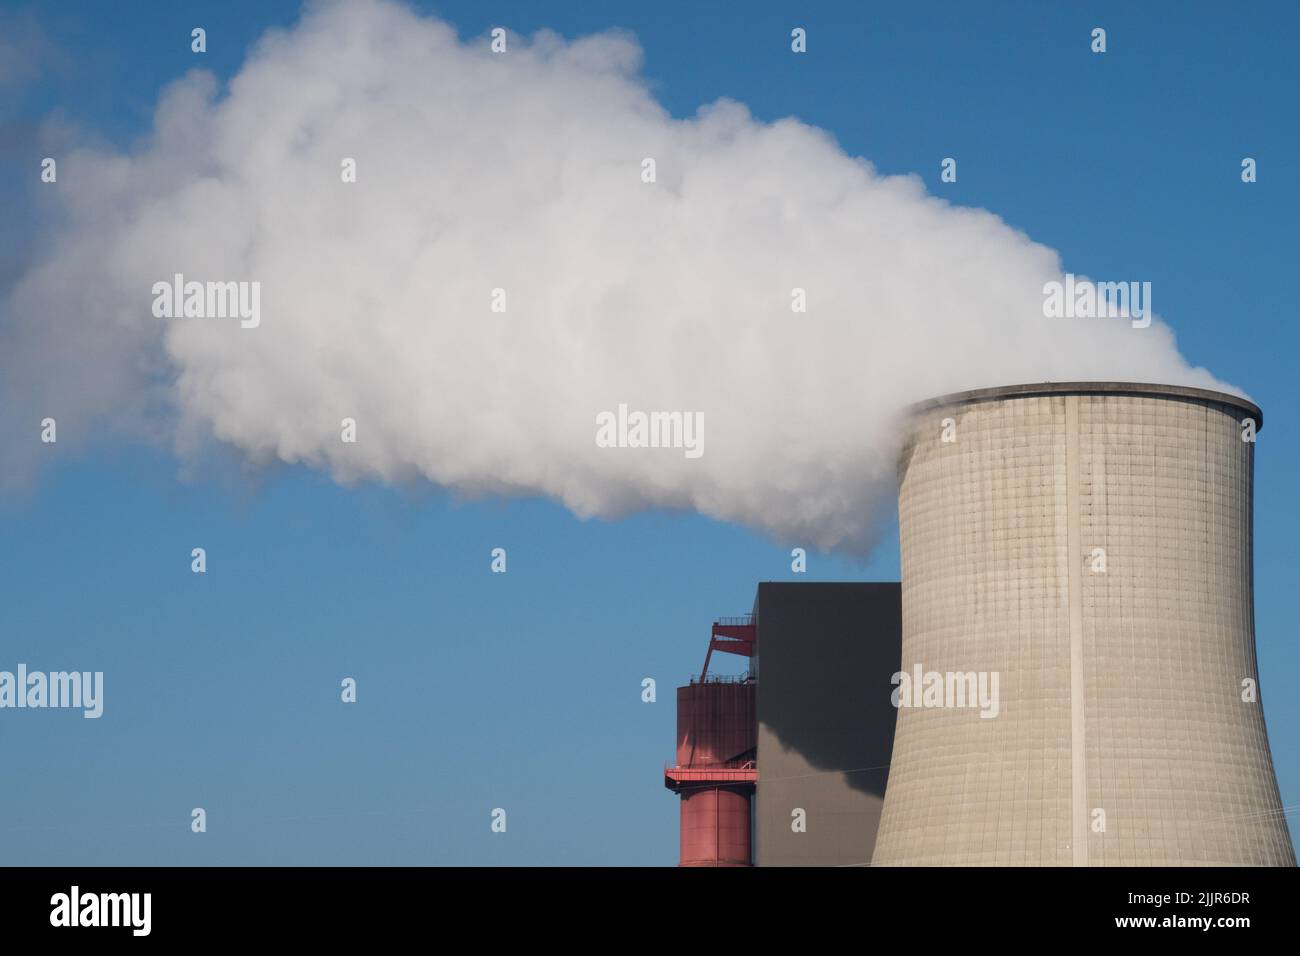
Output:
top-left (1, 0), bottom-right (1296, 864)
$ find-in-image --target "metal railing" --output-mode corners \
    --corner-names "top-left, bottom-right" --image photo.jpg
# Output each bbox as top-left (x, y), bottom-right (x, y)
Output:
top-left (687, 670), bottom-right (755, 685)
top-left (713, 615), bottom-right (754, 627)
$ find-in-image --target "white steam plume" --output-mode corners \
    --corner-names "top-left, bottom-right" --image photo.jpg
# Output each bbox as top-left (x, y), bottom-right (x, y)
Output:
top-left (0, 0), bottom-right (1233, 552)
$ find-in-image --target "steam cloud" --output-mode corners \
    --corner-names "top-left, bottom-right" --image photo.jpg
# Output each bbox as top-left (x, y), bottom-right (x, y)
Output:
top-left (0, 0), bottom-right (1233, 552)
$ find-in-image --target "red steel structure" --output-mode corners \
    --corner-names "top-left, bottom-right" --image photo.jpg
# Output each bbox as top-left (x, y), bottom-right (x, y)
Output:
top-left (664, 616), bottom-right (757, 866)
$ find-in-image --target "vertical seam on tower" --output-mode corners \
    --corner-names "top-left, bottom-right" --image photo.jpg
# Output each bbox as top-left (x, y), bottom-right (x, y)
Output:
top-left (1065, 395), bottom-right (1088, 867)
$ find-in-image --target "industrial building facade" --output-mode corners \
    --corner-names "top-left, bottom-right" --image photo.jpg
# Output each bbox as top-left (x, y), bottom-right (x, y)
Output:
top-left (664, 585), bottom-right (901, 867)
top-left (753, 583), bottom-right (901, 867)
top-left (666, 383), bottom-right (1295, 867)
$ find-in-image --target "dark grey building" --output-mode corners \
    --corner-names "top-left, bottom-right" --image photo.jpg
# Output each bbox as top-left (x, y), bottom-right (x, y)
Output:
top-left (753, 582), bottom-right (901, 866)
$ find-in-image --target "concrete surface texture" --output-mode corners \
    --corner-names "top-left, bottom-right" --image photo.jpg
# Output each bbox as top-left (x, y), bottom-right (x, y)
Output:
top-left (871, 384), bottom-right (1295, 866)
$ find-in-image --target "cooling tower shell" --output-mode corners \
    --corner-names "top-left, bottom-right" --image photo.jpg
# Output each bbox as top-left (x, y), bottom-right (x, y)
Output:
top-left (872, 382), bottom-right (1294, 866)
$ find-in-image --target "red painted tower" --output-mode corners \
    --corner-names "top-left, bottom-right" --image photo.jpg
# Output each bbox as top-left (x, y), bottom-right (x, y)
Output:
top-left (664, 617), bottom-right (758, 866)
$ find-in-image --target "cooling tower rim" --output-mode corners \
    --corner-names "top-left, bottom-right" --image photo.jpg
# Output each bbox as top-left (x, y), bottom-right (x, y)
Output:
top-left (908, 381), bottom-right (1262, 431)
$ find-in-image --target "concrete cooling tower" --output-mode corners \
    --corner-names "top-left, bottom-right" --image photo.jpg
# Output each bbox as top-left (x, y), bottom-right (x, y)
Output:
top-left (871, 382), bottom-right (1295, 866)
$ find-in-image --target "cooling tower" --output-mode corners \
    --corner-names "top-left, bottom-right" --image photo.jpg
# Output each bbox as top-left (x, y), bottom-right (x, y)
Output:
top-left (872, 382), bottom-right (1295, 866)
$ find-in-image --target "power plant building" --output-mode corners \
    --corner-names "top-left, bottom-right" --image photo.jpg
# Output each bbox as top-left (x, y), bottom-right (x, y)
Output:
top-left (666, 382), bottom-right (1295, 867)
top-left (664, 588), bottom-right (902, 867)
top-left (753, 583), bottom-right (901, 867)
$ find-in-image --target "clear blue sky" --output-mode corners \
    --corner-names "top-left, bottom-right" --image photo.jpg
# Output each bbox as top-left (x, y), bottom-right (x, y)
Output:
top-left (1, 0), bottom-right (1296, 864)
